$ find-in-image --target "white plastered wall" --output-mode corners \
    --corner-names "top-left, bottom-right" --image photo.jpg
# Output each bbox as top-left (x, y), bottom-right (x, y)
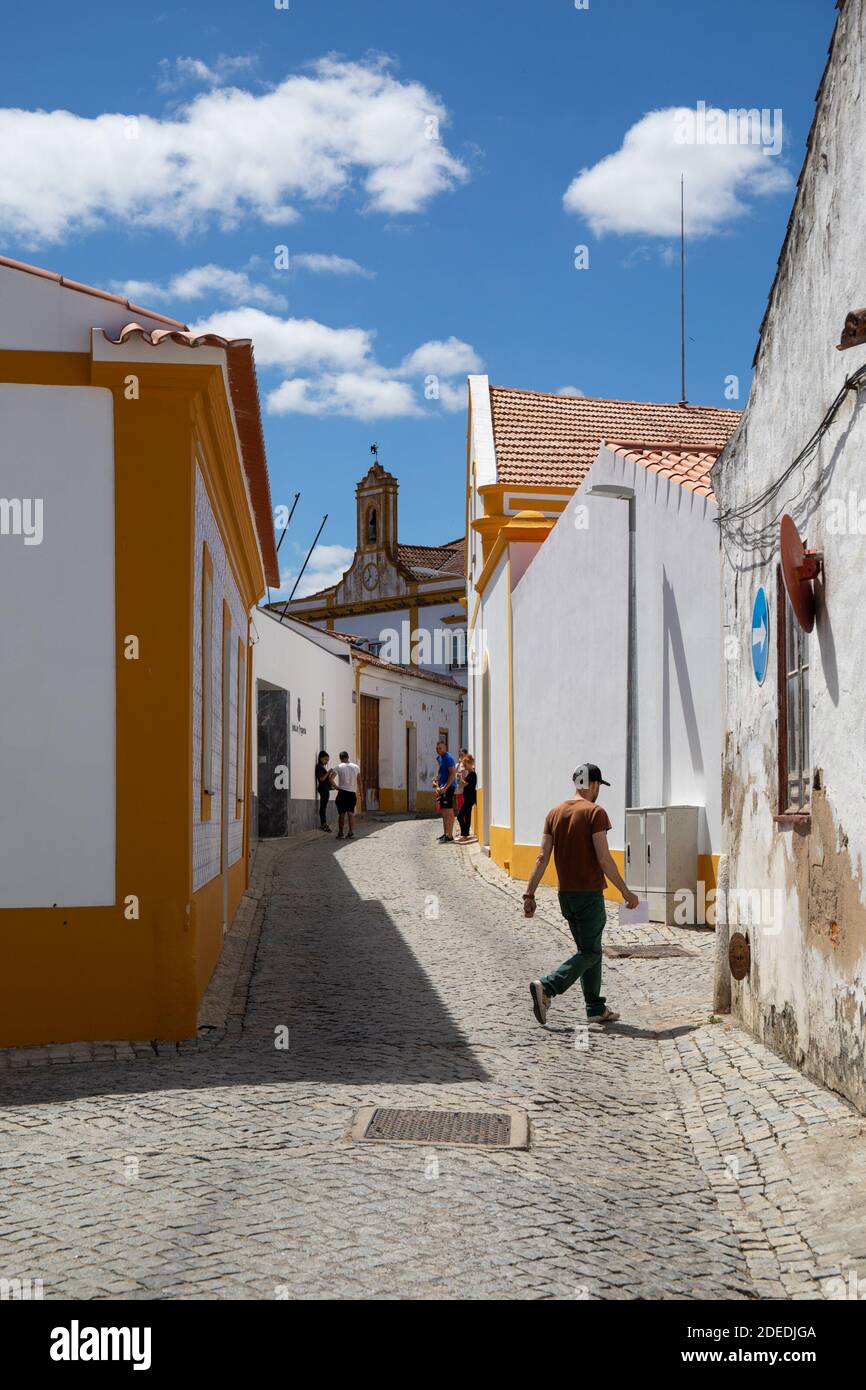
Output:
top-left (251, 611), bottom-right (355, 801)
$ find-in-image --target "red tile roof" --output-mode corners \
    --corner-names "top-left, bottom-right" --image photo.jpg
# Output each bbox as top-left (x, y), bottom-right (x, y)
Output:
top-left (488, 385), bottom-right (739, 489)
top-left (397, 540), bottom-right (465, 578)
top-left (606, 442), bottom-right (722, 500)
top-left (348, 643), bottom-right (465, 690)
top-left (278, 616), bottom-right (464, 689)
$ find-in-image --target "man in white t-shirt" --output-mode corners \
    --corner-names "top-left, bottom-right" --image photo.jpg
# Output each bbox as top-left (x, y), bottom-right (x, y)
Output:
top-left (334, 751), bottom-right (363, 839)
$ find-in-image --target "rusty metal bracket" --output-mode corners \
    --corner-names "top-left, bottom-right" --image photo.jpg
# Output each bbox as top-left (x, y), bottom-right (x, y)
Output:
top-left (837, 309), bottom-right (866, 351)
top-left (729, 932), bottom-right (751, 981)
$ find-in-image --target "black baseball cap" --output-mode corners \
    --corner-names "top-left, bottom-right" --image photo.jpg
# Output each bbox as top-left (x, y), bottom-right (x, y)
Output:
top-left (572, 762), bottom-right (610, 787)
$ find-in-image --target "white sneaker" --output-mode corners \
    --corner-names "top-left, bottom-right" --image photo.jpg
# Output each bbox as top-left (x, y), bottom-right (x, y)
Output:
top-left (530, 981), bottom-right (552, 1026)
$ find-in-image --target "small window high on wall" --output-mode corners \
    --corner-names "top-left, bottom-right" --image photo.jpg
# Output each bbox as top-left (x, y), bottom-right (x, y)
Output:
top-left (777, 568), bottom-right (811, 813)
top-left (201, 544), bottom-right (215, 817)
top-left (366, 507), bottom-right (377, 545)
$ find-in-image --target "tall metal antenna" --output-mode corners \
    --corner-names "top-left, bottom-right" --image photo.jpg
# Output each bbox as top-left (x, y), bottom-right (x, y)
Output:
top-left (265, 491), bottom-right (300, 607)
top-left (679, 174), bottom-right (687, 405)
top-left (276, 513), bottom-right (329, 623)
top-left (275, 493), bottom-right (301, 554)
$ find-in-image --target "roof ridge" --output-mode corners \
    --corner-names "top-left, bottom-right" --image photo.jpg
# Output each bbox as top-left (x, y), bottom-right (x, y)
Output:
top-left (606, 439), bottom-right (722, 452)
top-left (0, 254), bottom-right (189, 330)
top-left (488, 382), bottom-right (740, 413)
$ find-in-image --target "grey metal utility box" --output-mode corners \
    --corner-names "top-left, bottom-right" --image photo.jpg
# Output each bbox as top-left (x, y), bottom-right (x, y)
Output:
top-left (624, 805), bottom-right (699, 925)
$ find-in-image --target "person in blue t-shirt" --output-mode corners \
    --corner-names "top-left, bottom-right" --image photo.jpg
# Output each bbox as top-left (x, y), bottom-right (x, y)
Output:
top-left (432, 740), bottom-right (457, 843)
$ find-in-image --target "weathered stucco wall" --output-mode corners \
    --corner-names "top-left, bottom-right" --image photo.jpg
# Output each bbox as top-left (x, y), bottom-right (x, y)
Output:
top-left (713, 0), bottom-right (866, 1108)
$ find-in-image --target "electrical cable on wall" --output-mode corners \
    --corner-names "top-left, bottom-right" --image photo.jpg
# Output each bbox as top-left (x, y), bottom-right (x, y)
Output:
top-left (717, 364), bottom-right (866, 563)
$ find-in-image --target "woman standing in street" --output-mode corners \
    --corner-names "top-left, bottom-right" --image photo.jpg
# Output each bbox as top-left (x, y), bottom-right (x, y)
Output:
top-left (316, 751), bottom-right (334, 832)
top-left (456, 754), bottom-right (477, 842)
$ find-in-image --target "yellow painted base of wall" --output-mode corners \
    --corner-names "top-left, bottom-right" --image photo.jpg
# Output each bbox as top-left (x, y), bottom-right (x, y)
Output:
top-left (379, 787), bottom-right (406, 812)
top-left (372, 788), bottom-right (446, 814)
top-left (698, 854), bottom-right (719, 893)
top-left (493, 838), bottom-right (720, 906)
top-left (191, 855), bottom-right (248, 1000)
top-left (0, 859), bottom-right (249, 1050)
top-left (489, 824), bottom-right (513, 874)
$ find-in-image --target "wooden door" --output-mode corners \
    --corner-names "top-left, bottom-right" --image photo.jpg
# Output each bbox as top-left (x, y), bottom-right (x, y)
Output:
top-left (360, 695), bottom-right (380, 809)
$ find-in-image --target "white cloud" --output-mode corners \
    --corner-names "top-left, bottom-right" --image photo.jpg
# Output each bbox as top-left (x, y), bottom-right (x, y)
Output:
top-left (556, 385), bottom-right (585, 397)
top-left (268, 373), bottom-right (421, 421)
top-left (191, 307), bottom-right (373, 371)
top-left (291, 253), bottom-right (373, 278)
top-left (396, 336), bottom-right (483, 379)
top-left (563, 107), bottom-right (792, 238)
top-left (158, 54), bottom-right (259, 91)
top-left (0, 56), bottom-right (468, 243)
top-left (115, 264), bottom-right (287, 311)
top-left (189, 306), bottom-right (481, 421)
top-left (435, 380), bottom-right (469, 412)
top-left (274, 543), bottom-right (354, 599)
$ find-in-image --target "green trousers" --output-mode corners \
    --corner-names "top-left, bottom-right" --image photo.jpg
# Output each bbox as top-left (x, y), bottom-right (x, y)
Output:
top-left (541, 891), bottom-right (607, 1016)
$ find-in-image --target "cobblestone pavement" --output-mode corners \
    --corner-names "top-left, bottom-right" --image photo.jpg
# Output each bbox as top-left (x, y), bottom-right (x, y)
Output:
top-left (2, 817), bottom-right (866, 1300)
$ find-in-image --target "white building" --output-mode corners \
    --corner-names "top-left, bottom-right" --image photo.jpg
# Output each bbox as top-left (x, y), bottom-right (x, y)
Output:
top-left (252, 608), bottom-right (463, 828)
top-left (712, 0), bottom-right (866, 1109)
top-left (251, 610), bottom-right (356, 838)
top-left (349, 644), bottom-right (464, 813)
top-left (464, 376), bottom-right (738, 892)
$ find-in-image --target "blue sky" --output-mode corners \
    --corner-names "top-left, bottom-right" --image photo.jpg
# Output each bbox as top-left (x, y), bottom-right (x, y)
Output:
top-left (0, 0), bottom-right (835, 595)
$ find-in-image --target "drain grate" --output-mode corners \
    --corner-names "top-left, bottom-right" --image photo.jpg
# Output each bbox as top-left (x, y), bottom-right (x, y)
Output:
top-left (605, 944), bottom-right (696, 959)
top-left (351, 1106), bottom-right (529, 1149)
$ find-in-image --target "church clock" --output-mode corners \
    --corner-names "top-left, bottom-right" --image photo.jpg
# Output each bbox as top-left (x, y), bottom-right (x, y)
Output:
top-left (362, 561), bottom-right (380, 592)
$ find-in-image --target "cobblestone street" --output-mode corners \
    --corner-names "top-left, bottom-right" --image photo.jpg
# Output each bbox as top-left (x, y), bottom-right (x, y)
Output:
top-left (2, 817), bottom-right (866, 1301)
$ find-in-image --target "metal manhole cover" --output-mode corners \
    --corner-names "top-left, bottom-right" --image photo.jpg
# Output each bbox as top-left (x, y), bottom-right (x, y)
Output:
top-left (605, 944), bottom-right (696, 959)
top-left (350, 1106), bottom-right (529, 1150)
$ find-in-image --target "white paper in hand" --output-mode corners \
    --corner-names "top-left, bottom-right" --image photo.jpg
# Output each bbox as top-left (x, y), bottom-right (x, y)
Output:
top-left (618, 898), bottom-right (649, 925)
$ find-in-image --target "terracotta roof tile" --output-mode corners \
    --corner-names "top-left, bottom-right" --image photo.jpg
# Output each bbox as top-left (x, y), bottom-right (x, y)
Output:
top-left (606, 441), bottom-right (722, 501)
top-left (488, 385), bottom-right (739, 489)
top-left (396, 540), bottom-right (465, 578)
top-left (349, 644), bottom-right (465, 689)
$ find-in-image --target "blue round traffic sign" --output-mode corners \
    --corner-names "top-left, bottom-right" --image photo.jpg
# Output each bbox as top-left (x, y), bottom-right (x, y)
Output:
top-left (751, 586), bottom-right (769, 685)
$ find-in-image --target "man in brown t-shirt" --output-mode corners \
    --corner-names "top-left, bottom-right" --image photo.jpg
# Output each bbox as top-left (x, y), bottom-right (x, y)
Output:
top-left (523, 762), bottom-right (637, 1026)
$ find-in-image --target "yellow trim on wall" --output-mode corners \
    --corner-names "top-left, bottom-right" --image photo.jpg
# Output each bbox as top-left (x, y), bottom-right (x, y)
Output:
top-left (489, 824), bottom-right (513, 874)
top-left (235, 635), bottom-right (246, 821)
top-left (200, 543), bottom-right (214, 822)
top-left (507, 552), bottom-right (514, 849)
top-left (474, 513), bottom-right (555, 597)
top-left (0, 347), bottom-right (261, 1047)
top-left (499, 847), bottom-right (720, 904)
top-left (506, 496), bottom-right (569, 514)
top-left (698, 854), bottom-right (720, 892)
top-left (379, 787), bottom-right (407, 812)
top-left (409, 599), bottom-right (420, 666)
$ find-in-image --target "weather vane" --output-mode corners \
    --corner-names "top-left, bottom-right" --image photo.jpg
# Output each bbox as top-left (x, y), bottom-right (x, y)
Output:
top-left (370, 442), bottom-right (379, 460)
